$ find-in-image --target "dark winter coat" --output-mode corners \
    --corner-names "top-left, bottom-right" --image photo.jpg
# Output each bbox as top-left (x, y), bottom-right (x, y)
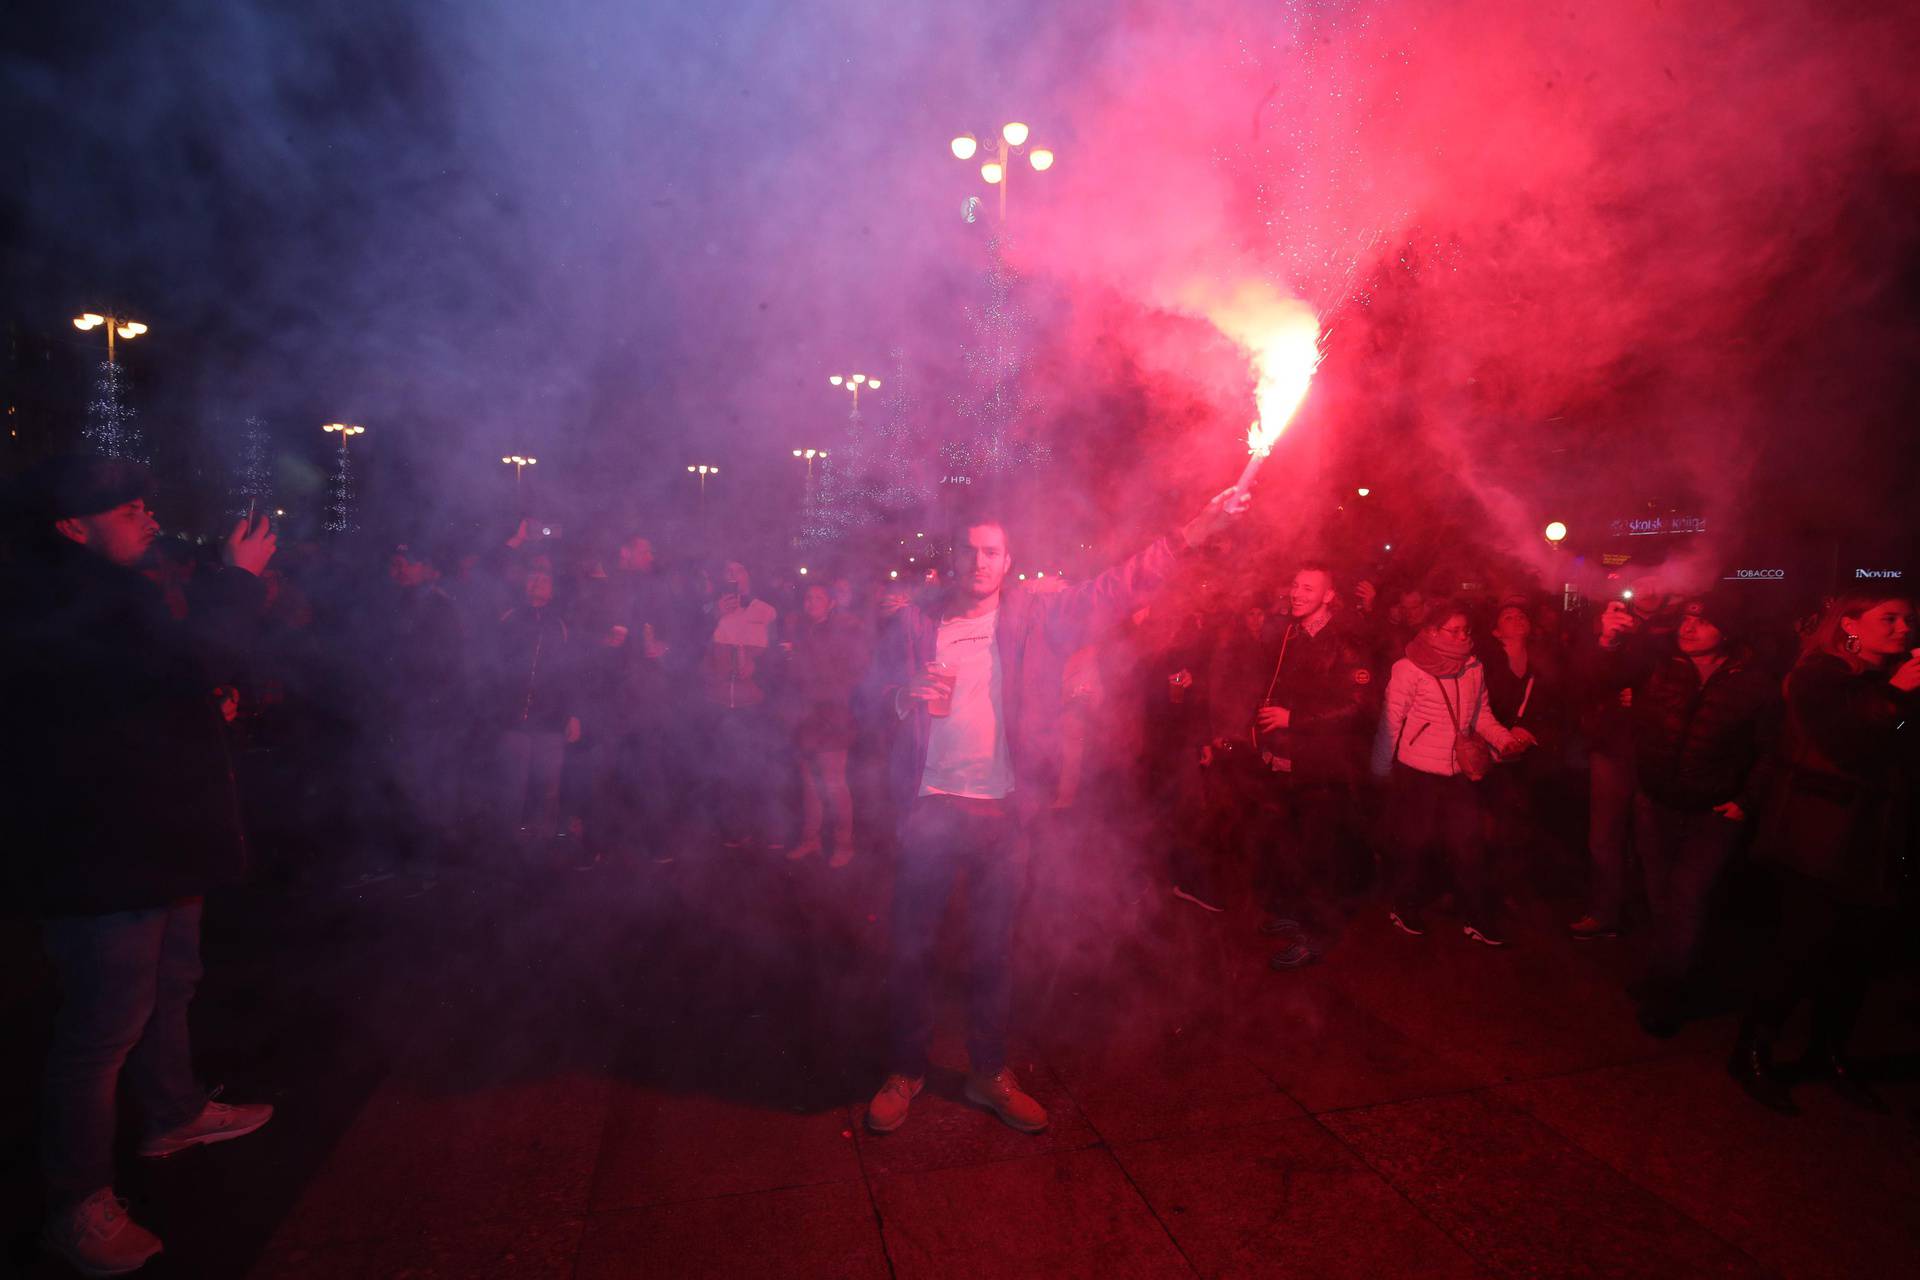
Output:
top-left (786, 610), bottom-right (870, 753)
top-left (1755, 652), bottom-right (1919, 905)
top-left (864, 532), bottom-right (1193, 830)
top-left (1629, 647), bottom-right (1779, 812)
top-left (3, 542), bottom-right (265, 917)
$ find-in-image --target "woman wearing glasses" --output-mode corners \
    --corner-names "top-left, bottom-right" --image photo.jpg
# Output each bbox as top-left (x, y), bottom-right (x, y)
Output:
top-left (1371, 602), bottom-right (1535, 946)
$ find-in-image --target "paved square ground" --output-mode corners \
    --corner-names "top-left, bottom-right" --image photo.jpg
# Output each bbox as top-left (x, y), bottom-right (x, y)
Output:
top-left (4, 832), bottom-right (1916, 1278)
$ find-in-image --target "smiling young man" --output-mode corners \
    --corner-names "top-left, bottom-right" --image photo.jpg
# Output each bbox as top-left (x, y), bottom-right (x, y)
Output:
top-left (5, 457), bottom-right (279, 1276)
top-left (863, 487), bottom-right (1248, 1135)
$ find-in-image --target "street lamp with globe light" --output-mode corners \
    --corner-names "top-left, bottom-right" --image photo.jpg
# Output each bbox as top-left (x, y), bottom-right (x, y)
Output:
top-left (949, 120), bottom-right (1054, 223)
top-left (72, 311), bottom-right (149, 364)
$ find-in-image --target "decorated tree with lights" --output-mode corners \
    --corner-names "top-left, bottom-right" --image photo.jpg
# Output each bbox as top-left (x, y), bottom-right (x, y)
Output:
top-left (324, 442), bottom-right (357, 532)
top-left (945, 236), bottom-right (1049, 483)
top-left (81, 360), bottom-right (147, 463)
top-left (227, 415), bottom-right (275, 519)
top-left (801, 349), bottom-right (929, 548)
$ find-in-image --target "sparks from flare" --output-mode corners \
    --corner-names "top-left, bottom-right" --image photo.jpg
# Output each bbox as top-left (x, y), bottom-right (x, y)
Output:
top-left (1202, 283), bottom-right (1325, 493)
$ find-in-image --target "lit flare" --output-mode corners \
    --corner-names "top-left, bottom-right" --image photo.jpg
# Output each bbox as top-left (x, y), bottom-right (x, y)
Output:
top-left (1202, 284), bottom-right (1323, 493)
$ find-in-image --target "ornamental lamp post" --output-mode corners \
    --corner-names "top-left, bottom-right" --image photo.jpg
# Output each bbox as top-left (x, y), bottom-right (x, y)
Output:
top-left (72, 311), bottom-right (149, 364)
top-left (949, 121), bottom-right (1054, 223)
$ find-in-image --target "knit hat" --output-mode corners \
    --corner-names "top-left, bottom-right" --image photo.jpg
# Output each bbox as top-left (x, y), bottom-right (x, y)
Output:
top-left (21, 454), bottom-right (151, 522)
top-left (1680, 586), bottom-right (1752, 643)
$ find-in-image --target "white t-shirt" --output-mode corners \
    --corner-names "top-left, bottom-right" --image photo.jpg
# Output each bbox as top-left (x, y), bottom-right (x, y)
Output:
top-left (919, 608), bottom-right (1015, 799)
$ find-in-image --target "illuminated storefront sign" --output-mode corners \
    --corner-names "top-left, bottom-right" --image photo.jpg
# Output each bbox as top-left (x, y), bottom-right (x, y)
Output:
top-left (1723, 569), bottom-right (1785, 580)
top-left (1609, 515), bottom-right (1706, 537)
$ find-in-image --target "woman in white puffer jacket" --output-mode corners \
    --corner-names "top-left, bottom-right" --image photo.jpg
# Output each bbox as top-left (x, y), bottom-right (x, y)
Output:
top-left (1370, 601), bottom-right (1533, 946)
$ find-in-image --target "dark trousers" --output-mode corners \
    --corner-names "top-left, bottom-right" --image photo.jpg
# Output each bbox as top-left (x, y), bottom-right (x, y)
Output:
top-left (1585, 749), bottom-right (1636, 925)
top-left (887, 795), bottom-right (1022, 1077)
top-left (1744, 867), bottom-right (1898, 1054)
top-left (1255, 777), bottom-right (1349, 926)
top-left (41, 901), bottom-right (207, 1208)
top-left (1632, 792), bottom-right (1741, 997)
top-left (1384, 763), bottom-right (1493, 924)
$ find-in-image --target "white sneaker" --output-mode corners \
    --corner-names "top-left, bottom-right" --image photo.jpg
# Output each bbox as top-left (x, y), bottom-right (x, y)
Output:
top-left (137, 1098), bottom-right (273, 1158)
top-left (43, 1189), bottom-right (162, 1277)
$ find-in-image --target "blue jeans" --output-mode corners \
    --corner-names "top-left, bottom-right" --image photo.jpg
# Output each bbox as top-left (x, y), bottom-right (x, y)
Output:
top-left (888, 796), bottom-right (1023, 1077)
top-left (41, 901), bottom-right (207, 1208)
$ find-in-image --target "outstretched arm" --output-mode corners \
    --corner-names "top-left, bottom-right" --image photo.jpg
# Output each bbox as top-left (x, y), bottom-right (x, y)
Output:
top-left (1040, 488), bottom-right (1251, 651)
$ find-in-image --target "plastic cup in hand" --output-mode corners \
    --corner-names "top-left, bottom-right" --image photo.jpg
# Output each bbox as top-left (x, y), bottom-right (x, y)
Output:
top-left (1169, 671), bottom-right (1191, 704)
top-left (926, 661), bottom-right (956, 718)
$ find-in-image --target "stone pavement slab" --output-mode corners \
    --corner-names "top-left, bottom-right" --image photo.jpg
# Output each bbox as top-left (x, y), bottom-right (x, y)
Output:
top-left (870, 1145), bottom-right (1194, 1279)
top-left (1322, 1091), bottom-right (1771, 1279)
top-left (576, 1181), bottom-right (890, 1280)
top-left (1114, 1116), bottom-right (1489, 1279)
top-left (1042, 1023), bottom-right (1307, 1143)
top-left (589, 1085), bottom-right (862, 1210)
top-left (1503, 1054), bottom-right (1920, 1280)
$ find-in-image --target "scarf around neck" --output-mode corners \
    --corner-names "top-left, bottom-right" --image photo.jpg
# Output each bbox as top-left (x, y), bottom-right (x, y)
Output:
top-left (1406, 629), bottom-right (1473, 678)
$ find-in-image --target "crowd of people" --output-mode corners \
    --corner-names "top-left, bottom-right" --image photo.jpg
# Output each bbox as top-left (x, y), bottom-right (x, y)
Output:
top-left (5, 454), bottom-right (1916, 1276)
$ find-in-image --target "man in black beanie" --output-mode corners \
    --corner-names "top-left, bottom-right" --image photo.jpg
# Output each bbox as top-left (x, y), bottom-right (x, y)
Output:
top-left (3, 456), bottom-right (279, 1276)
top-left (1625, 586), bottom-right (1780, 1037)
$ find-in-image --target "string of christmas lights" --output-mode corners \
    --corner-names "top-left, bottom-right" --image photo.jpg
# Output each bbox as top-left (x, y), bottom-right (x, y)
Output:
top-left (227, 415), bottom-right (274, 519)
top-left (946, 235), bottom-right (1050, 482)
top-left (324, 441), bottom-right (356, 532)
top-left (81, 360), bottom-right (148, 463)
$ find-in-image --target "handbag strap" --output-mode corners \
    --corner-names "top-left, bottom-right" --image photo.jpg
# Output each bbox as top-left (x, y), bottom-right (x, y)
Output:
top-left (1433, 671), bottom-right (1464, 733)
top-left (1515, 675), bottom-right (1535, 722)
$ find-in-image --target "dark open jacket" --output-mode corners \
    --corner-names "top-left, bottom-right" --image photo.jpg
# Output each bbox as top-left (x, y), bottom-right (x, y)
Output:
top-left (3, 542), bottom-right (264, 917)
top-left (1629, 646), bottom-right (1780, 813)
top-left (485, 605), bottom-right (577, 733)
top-left (863, 533), bottom-right (1192, 830)
top-left (1756, 652), bottom-right (1919, 905)
top-left (1207, 615), bottom-right (1374, 784)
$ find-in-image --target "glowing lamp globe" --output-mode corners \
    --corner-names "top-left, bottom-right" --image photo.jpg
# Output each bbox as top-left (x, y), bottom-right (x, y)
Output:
top-left (1028, 148), bottom-right (1054, 171)
top-left (980, 161), bottom-right (1004, 185)
top-left (1545, 521), bottom-right (1569, 543)
top-left (1001, 121), bottom-right (1029, 147)
top-left (950, 134), bottom-right (978, 161)
top-left (867, 379), bottom-right (881, 389)
top-left (829, 375), bottom-right (843, 386)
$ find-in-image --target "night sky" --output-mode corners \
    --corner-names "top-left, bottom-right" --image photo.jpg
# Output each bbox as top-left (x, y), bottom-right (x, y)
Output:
top-left (5, 0), bottom-right (1918, 581)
